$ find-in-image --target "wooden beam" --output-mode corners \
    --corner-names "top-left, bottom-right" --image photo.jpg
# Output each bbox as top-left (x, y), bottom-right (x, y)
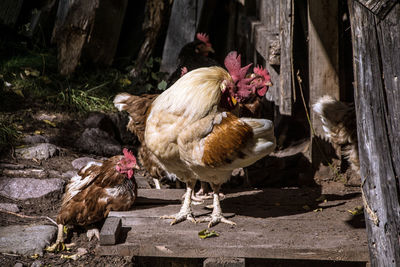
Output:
top-left (160, 0), bottom-right (204, 74)
top-left (279, 0), bottom-right (293, 116)
top-left (100, 217), bottom-right (122, 245)
top-left (348, 1), bottom-right (400, 266)
top-left (308, 0), bottom-right (340, 167)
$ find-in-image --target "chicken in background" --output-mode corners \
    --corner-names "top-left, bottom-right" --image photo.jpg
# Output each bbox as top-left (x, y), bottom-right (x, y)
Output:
top-left (144, 51), bottom-right (276, 227)
top-left (167, 33), bottom-right (218, 86)
top-left (46, 148), bottom-right (139, 252)
top-left (239, 66), bottom-right (273, 118)
top-left (313, 95), bottom-right (359, 173)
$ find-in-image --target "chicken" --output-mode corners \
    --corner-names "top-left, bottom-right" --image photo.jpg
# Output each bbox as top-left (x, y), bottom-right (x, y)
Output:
top-left (47, 148), bottom-right (139, 251)
top-left (239, 66), bottom-right (272, 118)
top-left (114, 33), bottom-right (217, 192)
top-left (167, 33), bottom-right (218, 86)
top-left (313, 95), bottom-right (359, 173)
top-left (145, 51), bottom-right (276, 227)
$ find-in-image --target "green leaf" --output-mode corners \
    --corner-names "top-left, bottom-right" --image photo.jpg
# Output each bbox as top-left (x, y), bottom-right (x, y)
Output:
top-left (198, 229), bottom-right (219, 239)
top-left (157, 80), bottom-right (168, 90)
top-left (348, 206), bottom-right (364, 216)
top-left (43, 119), bottom-right (56, 127)
top-left (151, 72), bottom-right (158, 81)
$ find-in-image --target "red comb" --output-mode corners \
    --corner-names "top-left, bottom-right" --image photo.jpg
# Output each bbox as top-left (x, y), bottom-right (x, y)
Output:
top-left (224, 51), bottom-right (252, 83)
top-left (196, 33), bottom-right (211, 47)
top-left (180, 66), bottom-right (188, 77)
top-left (123, 148), bottom-right (136, 163)
top-left (251, 65), bottom-right (271, 97)
top-left (253, 65), bottom-right (271, 83)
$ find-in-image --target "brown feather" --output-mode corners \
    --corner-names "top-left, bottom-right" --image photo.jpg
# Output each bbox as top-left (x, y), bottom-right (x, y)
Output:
top-left (202, 113), bottom-right (253, 167)
top-left (119, 94), bottom-right (158, 143)
top-left (57, 156), bottom-right (137, 226)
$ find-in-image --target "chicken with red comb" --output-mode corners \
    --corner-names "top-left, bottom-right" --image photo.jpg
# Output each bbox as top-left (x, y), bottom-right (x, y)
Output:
top-left (47, 149), bottom-right (139, 252)
top-left (145, 52), bottom-right (276, 227)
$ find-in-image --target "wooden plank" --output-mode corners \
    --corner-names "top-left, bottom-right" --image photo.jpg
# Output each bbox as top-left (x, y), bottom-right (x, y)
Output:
top-left (348, 1), bottom-right (400, 266)
top-left (279, 0), bottom-right (293, 115)
top-left (308, 0), bottom-right (340, 168)
top-left (100, 217), bottom-right (122, 245)
top-left (203, 257), bottom-right (245, 267)
top-left (356, 0), bottom-right (398, 19)
top-left (83, 0), bottom-right (128, 66)
top-left (99, 188), bottom-right (368, 263)
top-left (160, 0), bottom-right (204, 74)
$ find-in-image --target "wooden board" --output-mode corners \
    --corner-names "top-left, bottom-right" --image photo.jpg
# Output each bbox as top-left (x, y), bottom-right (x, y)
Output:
top-left (97, 188), bottom-right (369, 263)
top-left (160, 0), bottom-right (204, 74)
top-left (348, 1), bottom-right (400, 265)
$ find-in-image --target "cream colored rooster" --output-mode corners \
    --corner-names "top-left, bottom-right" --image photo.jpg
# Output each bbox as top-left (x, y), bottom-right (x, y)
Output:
top-left (145, 52), bottom-right (276, 227)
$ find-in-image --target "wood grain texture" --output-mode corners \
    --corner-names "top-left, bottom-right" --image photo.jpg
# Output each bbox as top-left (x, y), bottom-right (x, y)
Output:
top-left (279, 0), bottom-right (293, 115)
top-left (348, 1), bottom-right (400, 265)
top-left (160, 0), bottom-right (204, 74)
top-left (99, 189), bottom-right (369, 263)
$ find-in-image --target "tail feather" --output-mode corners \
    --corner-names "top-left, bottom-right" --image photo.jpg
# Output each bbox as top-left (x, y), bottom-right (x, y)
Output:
top-left (313, 95), bottom-right (359, 173)
top-left (113, 93), bottom-right (158, 142)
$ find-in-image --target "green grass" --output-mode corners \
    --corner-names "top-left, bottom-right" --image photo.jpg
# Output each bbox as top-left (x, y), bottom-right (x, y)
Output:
top-left (0, 38), bottom-right (168, 114)
top-left (0, 119), bottom-right (20, 154)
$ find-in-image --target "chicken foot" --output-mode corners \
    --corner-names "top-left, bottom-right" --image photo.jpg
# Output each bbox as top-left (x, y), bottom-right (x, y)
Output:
top-left (87, 228), bottom-right (100, 241)
top-left (161, 181), bottom-right (197, 225)
top-left (46, 224), bottom-right (75, 252)
top-left (195, 182), bottom-right (225, 200)
top-left (199, 184), bottom-right (236, 228)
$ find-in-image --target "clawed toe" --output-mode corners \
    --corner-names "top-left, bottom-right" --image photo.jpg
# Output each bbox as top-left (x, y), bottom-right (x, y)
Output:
top-left (46, 241), bottom-right (74, 252)
top-left (87, 228), bottom-right (100, 241)
top-left (160, 212), bottom-right (197, 225)
top-left (199, 214), bottom-right (236, 228)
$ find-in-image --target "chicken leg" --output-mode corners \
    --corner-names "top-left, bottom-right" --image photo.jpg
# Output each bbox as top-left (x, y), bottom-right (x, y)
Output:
top-left (199, 183), bottom-right (236, 228)
top-left (46, 224), bottom-right (74, 252)
top-left (161, 180), bottom-right (197, 225)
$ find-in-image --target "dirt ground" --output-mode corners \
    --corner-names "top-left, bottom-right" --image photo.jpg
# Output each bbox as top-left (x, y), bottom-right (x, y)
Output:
top-left (0, 107), bottom-right (362, 267)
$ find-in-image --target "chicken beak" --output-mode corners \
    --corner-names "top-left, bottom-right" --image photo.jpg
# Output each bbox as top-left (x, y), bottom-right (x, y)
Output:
top-left (231, 96), bottom-right (237, 106)
top-left (133, 163), bottom-right (140, 170)
top-left (206, 46), bottom-right (215, 53)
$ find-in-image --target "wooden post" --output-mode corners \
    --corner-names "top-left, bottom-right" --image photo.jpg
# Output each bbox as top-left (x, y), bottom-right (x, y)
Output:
top-left (348, 1), bottom-right (400, 265)
top-left (160, 0), bottom-right (204, 74)
top-left (53, 0), bottom-right (127, 75)
top-left (308, 0), bottom-right (340, 167)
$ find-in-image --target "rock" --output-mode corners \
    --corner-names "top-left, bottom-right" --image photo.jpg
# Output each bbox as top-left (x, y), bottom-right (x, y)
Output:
top-left (71, 157), bottom-right (99, 170)
top-left (75, 128), bottom-right (121, 156)
top-left (33, 113), bottom-right (57, 122)
top-left (31, 260), bottom-right (43, 267)
top-left (23, 135), bottom-right (50, 145)
top-left (0, 225), bottom-right (57, 256)
top-left (0, 203), bottom-right (20, 213)
top-left (0, 178), bottom-right (64, 200)
top-left (0, 163), bottom-right (25, 170)
top-left (108, 112), bottom-right (136, 145)
top-left (14, 263), bottom-right (23, 267)
top-left (2, 169), bottom-right (48, 179)
top-left (15, 143), bottom-right (59, 160)
top-left (84, 112), bottom-right (117, 138)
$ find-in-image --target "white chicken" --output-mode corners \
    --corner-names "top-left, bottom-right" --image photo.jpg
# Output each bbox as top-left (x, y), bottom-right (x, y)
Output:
top-left (145, 52), bottom-right (276, 227)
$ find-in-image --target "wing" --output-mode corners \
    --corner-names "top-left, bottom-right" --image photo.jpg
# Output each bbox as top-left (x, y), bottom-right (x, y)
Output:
top-left (61, 161), bottom-right (103, 206)
top-left (178, 112), bottom-right (274, 169)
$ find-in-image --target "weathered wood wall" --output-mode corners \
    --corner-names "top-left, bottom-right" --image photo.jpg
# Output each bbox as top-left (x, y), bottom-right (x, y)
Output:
top-left (249, 0), bottom-right (293, 116)
top-left (160, 0), bottom-right (204, 74)
top-left (348, 1), bottom-right (400, 265)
